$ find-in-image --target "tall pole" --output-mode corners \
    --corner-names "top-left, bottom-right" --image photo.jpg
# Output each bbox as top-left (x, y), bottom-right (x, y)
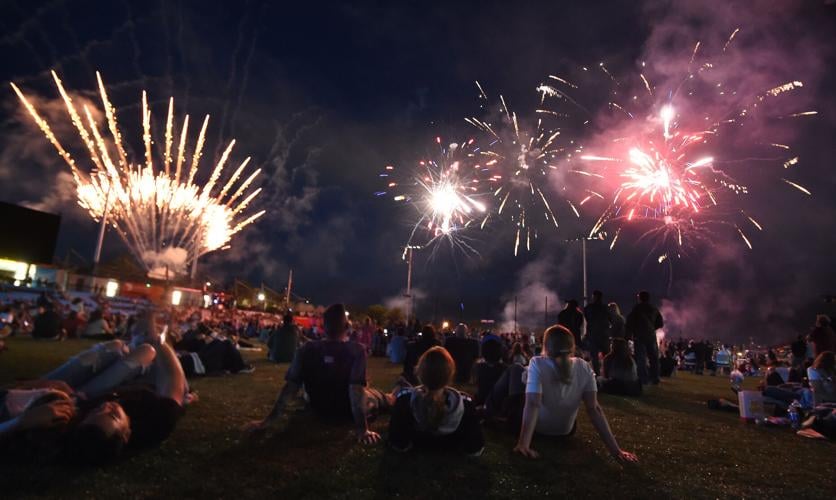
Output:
top-left (92, 187), bottom-right (112, 273)
top-left (513, 295), bottom-right (518, 333)
top-left (286, 269), bottom-right (293, 309)
top-left (545, 295), bottom-right (548, 329)
top-left (582, 238), bottom-right (588, 306)
top-left (405, 247), bottom-right (413, 325)
top-left (190, 255), bottom-right (198, 280)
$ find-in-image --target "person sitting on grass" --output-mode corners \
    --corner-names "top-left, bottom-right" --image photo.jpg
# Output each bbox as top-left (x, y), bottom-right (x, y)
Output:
top-left (389, 346), bottom-right (484, 455)
top-left (443, 324), bottom-right (480, 384)
top-left (267, 313), bottom-right (299, 363)
top-left (474, 338), bottom-right (507, 407)
top-left (387, 326), bottom-right (408, 364)
top-left (81, 309), bottom-right (115, 340)
top-left (402, 325), bottom-right (442, 385)
top-left (31, 301), bottom-right (64, 341)
top-left (808, 351), bottom-right (835, 406)
top-left (1, 311), bottom-right (189, 464)
top-left (174, 325), bottom-right (255, 377)
top-left (243, 303), bottom-right (393, 445)
top-left (510, 341), bottom-right (529, 366)
top-left (513, 325), bottom-right (638, 463)
top-left (598, 338), bottom-right (642, 397)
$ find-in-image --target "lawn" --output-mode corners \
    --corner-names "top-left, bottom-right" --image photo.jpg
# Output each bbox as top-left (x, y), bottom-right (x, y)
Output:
top-left (1, 338), bottom-right (833, 499)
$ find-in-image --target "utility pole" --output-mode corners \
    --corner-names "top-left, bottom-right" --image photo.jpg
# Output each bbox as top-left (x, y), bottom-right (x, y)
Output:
top-left (405, 247), bottom-right (413, 325)
top-left (545, 295), bottom-right (549, 329)
top-left (286, 269), bottom-right (293, 309)
top-left (92, 186), bottom-right (112, 274)
top-left (582, 238), bottom-right (588, 306)
top-left (513, 295), bottom-right (518, 333)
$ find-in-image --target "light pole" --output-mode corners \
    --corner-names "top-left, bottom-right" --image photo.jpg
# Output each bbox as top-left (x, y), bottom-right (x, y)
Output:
top-left (258, 285), bottom-right (266, 311)
top-left (566, 234), bottom-right (605, 306)
top-left (402, 245), bottom-right (422, 325)
top-left (92, 185), bottom-right (113, 273)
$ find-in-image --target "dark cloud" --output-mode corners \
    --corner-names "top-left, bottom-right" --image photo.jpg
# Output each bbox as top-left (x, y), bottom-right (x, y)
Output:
top-left (0, 0), bottom-right (834, 338)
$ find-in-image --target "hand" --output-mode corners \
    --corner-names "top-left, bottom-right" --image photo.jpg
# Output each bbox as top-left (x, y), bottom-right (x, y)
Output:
top-left (241, 419), bottom-right (271, 435)
top-left (613, 449), bottom-right (639, 463)
top-left (513, 443), bottom-right (540, 459)
top-left (18, 398), bottom-right (75, 430)
top-left (356, 429), bottom-right (382, 445)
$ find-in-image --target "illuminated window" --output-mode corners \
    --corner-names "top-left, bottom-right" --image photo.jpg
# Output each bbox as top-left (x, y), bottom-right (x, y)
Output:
top-left (171, 290), bottom-right (182, 306)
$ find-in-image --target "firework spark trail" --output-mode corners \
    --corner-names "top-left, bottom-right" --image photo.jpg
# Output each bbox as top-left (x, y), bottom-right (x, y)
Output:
top-left (12, 73), bottom-right (265, 276)
top-left (577, 27), bottom-right (815, 259)
top-left (378, 138), bottom-right (489, 257)
top-left (466, 81), bottom-right (586, 255)
top-left (722, 28), bottom-right (740, 52)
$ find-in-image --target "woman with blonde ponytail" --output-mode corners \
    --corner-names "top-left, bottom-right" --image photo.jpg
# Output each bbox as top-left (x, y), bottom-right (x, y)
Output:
top-left (514, 325), bottom-right (638, 463)
top-left (388, 347), bottom-right (484, 455)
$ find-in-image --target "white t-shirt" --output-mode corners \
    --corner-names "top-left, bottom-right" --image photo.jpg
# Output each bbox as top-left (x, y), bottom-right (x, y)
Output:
top-left (525, 356), bottom-right (597, 436)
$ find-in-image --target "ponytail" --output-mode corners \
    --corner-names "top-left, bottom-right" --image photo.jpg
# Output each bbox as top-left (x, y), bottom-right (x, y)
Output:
top-left (426, 388), bottom-right (447, 430)
top-left (555, 351), bottom-right (572, 385)
top-left (416, 346), bottom-right (456, 430)
top-left (542, 325), bottom-right (575, 385)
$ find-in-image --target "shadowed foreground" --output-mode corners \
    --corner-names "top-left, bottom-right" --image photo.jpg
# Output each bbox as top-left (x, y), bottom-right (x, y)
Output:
top-left (1, 338), bottom-right (833, 499)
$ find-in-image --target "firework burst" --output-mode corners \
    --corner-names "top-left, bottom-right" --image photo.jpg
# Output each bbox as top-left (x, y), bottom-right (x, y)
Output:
top-left (574, 28), bottom-right (814, 260)
top-left (12, 72), bottom-right (265, 277)
top-left (377, 137), bottom-right (488, 258)
top-left (465, 81), bottom-right (585, 255)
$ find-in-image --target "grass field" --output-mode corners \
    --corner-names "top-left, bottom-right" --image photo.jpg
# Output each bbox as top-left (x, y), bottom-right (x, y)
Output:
top-left (1, 337), bottom-right (834, 499)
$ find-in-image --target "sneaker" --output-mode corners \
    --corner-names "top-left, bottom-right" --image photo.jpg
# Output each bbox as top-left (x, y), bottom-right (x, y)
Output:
top-left (239, 365), bottom-right (256, 374)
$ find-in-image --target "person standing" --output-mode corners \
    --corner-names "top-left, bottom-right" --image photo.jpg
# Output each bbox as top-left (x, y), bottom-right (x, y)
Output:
top-left (387, 327), bottom-right (408, 364)
top-left (608, 302), bottom-right (626, 339)
top-left (403, 325), bottom-right (442, 385)
top-left (443, 324), bottom-right (480, 384)
top-left (557, 300), bottom-right (585, 351)
top-left (584, 291), bottom-right (611, 375)
top-left (626, 291), bottom-right (664, 385)
top-left (809, 315), bottom-right (836, 357)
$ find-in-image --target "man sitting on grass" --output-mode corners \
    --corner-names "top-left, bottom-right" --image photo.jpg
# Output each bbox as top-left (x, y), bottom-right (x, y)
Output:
top-left (244, 303), bottom-right (393, 445)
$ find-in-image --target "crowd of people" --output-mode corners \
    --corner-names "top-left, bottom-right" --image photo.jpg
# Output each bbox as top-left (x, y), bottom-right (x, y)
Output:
top-left (2, 285), bottom-right (834, 466)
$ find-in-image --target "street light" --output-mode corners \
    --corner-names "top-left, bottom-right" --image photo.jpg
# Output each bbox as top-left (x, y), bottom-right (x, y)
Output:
top-left (402, 245), bottom-right (423, 325)
top-left (566, 233), bottom-right (606, 306)
top-left (171, 290), bottom-right (182, 306)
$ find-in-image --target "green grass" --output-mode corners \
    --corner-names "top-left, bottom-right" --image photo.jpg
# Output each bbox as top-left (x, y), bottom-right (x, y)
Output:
top-left (1, 338), bottom-right (834, 499)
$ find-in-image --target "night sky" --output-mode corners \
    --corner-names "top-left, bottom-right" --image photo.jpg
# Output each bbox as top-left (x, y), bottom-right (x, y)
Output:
top-left (1, 1), bottom-right (835, 341)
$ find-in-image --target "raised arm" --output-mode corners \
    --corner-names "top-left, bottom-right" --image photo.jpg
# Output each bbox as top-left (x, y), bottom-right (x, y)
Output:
top-left (151, 341), bottom-right (188, 406)
top-left (582, 391), bottom-right (638, 463)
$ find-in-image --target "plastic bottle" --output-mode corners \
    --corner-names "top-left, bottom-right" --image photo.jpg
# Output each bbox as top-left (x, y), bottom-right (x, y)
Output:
top-left (787, 400), bottom-right (802, 430)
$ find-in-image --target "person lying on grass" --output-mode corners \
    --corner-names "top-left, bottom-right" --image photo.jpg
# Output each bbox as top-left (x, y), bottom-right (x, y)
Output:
top-left (0, 311), bottom-right (190, 464)
top-left (514, 324), bottom-right (638, 463)
top-left (389, 346), bottom-right (484, 455)
top-left (243, 303), bottom-right (396, 445)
